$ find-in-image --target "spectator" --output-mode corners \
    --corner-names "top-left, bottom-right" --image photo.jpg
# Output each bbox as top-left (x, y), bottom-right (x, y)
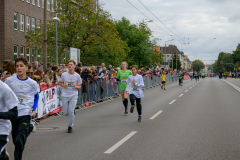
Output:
top-left (91, 66), bottom-right (96, 72)
top-left (46, 64), bottom-right (53, 74)
top-left (107, 65), bottom-right (112, 71)
top-left (56, 68), bottom-right (63, 83)
top-left (77, 62), bottom-right (82, 68)
top-left (62, 63), bottom-right (68, 70)
top-left (34, 69), bottom-right (44, 80)
top-left (32, 61), bottom-right (42, 72)
top-left (99, 63), bottom-right (105, 72)
top-left (52, 65), bottom-right (58, 83)
top-left (42, 70), bottom-right (54, 87)
top-left (1, 61), bottom-right (16, 81)
top-left (81, 67), bottom-right (88, 81)
top-left (75, 67), bottom-right (81, 75)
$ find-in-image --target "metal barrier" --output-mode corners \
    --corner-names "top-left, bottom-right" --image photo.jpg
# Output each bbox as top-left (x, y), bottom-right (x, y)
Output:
top-left (76, 74), bottom-right (178, 108)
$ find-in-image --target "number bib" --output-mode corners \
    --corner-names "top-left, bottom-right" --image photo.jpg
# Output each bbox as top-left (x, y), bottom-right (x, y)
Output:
top-left (16, 94), bottom-right (27, 106)
top-left (121, 79), bottom-right (127, 84)
top-left (163, 78), bottom-right (166, 81)
top-left (67, 82), bottom-right (74, 87)
top-left (131, 86), bottom-right (139, 92)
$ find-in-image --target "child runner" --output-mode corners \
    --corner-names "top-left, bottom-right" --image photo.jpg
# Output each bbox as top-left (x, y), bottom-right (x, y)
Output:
top-left (126, 65), bottom-right (144, 122)
top-left (116, 62), bottom-right (132, 115)
top-left (161, 71), bottom-right (166, 90)
top-left (59, 60), bottom-right (82, 133)
top-left (0, 80), bottom-right (19, 160)
top-left (179, 71), bottom-right (184, 86)
top-left (5, 57), bottom-right (39, 160)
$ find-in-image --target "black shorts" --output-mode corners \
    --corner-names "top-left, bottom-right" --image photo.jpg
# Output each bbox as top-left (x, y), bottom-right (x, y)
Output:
top-left (162, 81), bottom-right (165, 84)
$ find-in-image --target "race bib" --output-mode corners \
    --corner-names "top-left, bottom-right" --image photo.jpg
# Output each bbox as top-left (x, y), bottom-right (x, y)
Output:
top-left (16, 94), bottom-right (27, 106)
top-left (66, 82), bottom-right (74, 87)
top-left (131, 86), bottom-right (139, 92)
top-left (163, 78), bottom-right (166, 81)
top-left (121, 79), bottom-right (127, 84)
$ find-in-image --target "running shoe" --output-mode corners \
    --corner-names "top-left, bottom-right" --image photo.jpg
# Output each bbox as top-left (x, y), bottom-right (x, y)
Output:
top-left (130, 105), bottom-right (135, 113)
top-left (124, 108), bottom-right (128, 115)
top-left (68, 126), bottom-right (72, 133)
top-left (164, 88), bottom-right (166, 90)
top-left (1, 148), bottom-right (10, 160)
top-left (138, 115), bottom-right (142, 122)
top-left (161, 86), bottom-right (163, 89)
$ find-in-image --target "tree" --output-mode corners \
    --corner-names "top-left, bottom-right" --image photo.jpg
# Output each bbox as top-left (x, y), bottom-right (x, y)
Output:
top-left (25, 0), bottom-right (128, 66)
top-left (192, 60), bottom-right (204, 72)
top-left (217, 52), bottom-right (234, 72)
top-left (115, 17), bottom-right (162, 67)
top-left (168, 53), bottom-right (181, 70)
top-left (232, 44), bottom-right (240, 67)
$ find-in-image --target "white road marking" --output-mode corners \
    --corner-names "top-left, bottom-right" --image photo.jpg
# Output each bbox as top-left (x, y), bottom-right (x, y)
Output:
top-left (104, 131), bottom-right (137, 154)
top-left (169, 99), bottom-right (176, 104)
top-left (222, 80), bottom-right (240, 93)
top-left (150, 110), bottom-right (163, 120)
top-left (179, 94), bottom-right (183, 97)
top-left (189, 87), bottom-right (192, 89)
top-left (185, 90), bottom-right (188, 92)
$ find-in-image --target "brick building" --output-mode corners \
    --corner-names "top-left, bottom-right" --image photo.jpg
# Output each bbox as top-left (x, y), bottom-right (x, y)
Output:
top-left (0, 0), bottom-right (99, 69)
top-left (0, 0), bottom-right (57, 69)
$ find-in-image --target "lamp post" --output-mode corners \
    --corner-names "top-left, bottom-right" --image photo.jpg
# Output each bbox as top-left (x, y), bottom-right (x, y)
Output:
top-left (53, 15), bottom-right (60, 66)
top-left (165, 39), bottom-right (173, 69)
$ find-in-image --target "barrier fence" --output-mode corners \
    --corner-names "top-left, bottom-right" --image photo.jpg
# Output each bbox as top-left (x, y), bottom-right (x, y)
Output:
top-left (36, 74), bottom-right (179, 119)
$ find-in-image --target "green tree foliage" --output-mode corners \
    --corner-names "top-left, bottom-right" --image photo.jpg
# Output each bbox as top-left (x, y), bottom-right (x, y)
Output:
top-left (168, 53), bottom-right (181, 70)
top-left (115, 17), bottom-right (163, 68)
top-left (25, 0), bottom-right (128, 66)
top-left (192, 60), bottom-right (204, 72)
top-left (215, 52), bottom-right (234, 72)
top-left (232, 44), bottom-right (240, 66)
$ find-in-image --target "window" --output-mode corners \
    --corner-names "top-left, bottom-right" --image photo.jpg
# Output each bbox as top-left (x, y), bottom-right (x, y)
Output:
top-left (14, 12), bottom-right (18, 30)
top-left (37, 19), bottom-right (41, 29)
top-left (42, 0), bottom-right (44, 8)
top-left (38, 51), bottom-right (41, 61)
top-left (32, 0), bottom-right (35, 5)
top-left (167, 55), bottom-right (169, 57)
top-left (37, 0), bottom-right (40, 7)
top-left (26, 16), bottom-right (30, 32)
top-left (32, 48), bottom-right (35, 62)
top-left (20, 46), bottom-right (24, 57)
top-left (32, 18), bottom-right (35, 32)
top-left (26, 48), bottom-right (30, 62)
top-left (14, 46), bottom-right (18, 61)
top-left (26, 0), bottom-right (30, 3)
top-left (20, 14), bottom-right (24, 31)
top-left (47, 0), bottom-right (50, 11)
top-left (51, 0), bottom-right (54, 12)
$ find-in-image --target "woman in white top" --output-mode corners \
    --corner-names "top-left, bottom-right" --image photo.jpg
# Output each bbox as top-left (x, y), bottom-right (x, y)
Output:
top-left (126, 65), bottom-right (144, 122)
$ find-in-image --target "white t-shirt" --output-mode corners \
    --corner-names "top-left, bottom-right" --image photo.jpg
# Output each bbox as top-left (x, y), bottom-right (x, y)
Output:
top-left (126, 75), bottom-right (145, 98)
top-left (5, 75), bottom-right (38, 117)
top-left (59, 72), bottom-right (82, 97)
top-left (0, 80), bottom-right (19, 135)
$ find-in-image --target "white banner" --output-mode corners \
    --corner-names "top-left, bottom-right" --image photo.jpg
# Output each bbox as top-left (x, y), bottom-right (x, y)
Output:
top-left (37, 86), bottom-right (61, 118)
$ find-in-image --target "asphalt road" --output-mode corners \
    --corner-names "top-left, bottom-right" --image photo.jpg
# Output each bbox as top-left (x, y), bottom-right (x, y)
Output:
top-left (7, 77), bottom-right (240, 160)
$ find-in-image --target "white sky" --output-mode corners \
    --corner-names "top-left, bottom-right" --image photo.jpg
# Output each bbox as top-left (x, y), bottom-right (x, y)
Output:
top-left (100, 0), bottom-right (240, 64)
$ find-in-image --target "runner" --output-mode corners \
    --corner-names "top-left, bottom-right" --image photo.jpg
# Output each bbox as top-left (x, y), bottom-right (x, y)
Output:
top-left (197, 71), bottom-right (200, 81)
top-left (0, 81), bottom-right (19, 160)
top-left (59, 60), bottom-right (82, 133)
top-left (178, 71), bottom-right (184, 86)
top-left (4, 57), bottom-right (39, 160)
top-left (161, 71), bottom-right (166, 90)
top-left (126, 65), bottom-right (144, 122)
top-left (116, 61), bottom-right (132, 115)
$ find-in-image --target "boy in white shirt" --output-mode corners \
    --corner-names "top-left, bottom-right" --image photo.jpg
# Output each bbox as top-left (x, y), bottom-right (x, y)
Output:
top-left (126, 65), bottom-right (145, 122)
top-left (59, 60), bottom-right (82, 133)
top-left (5, 57), bottom-right (39, 160)
top-left (0, 81), bottom-right (19, 160)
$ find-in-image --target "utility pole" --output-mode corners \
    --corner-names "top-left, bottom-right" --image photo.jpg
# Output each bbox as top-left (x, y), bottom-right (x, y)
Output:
top-left (43, 0), bottom-right (47, 72)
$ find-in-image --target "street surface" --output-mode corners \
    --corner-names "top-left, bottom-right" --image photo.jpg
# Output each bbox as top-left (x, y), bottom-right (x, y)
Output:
top-left (7, 78), bottom-right (240, 160)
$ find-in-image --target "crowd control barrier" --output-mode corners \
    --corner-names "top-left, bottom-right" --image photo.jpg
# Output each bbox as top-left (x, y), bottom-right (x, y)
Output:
top-left (35, 74), bottom-right (178, 118)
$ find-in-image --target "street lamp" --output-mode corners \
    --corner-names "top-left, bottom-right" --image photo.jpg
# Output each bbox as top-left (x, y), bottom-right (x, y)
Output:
top-left (53, 15), bottom-right (60, 66)
top-left (165, 39), bottom-right (174, 68)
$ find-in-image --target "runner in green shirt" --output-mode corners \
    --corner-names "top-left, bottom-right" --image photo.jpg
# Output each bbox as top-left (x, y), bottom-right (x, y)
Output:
top-left (116, 61), bottom-right (132, 115)
top-left (178, 71), bottom-right (184, 86)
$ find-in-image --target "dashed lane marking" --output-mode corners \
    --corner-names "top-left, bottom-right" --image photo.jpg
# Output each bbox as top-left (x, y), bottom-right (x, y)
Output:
top-left (150, 110), bottom-right (163, 120)
top-left (104, 131), bottom-right (137, 154)
top-left (169, 99), bottom-right (176, 104)
top-left (179, 94), bottom-right (183, 97)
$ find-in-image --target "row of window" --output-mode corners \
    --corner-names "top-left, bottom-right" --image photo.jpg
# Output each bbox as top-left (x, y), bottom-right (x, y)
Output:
top-left (14, 12), bottom-right (41, 32)
top-left (14, 45), bottom-right (41, 62)
top-left (21, 0), bottom-right (55, 12)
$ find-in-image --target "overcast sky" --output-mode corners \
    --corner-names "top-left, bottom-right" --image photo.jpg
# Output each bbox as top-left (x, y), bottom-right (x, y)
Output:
top-left (100, 0), bottom-right (240, 64)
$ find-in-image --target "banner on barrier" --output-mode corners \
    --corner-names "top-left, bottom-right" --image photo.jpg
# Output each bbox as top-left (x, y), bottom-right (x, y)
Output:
top-left (37, 85), bottom-right (62, 118)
